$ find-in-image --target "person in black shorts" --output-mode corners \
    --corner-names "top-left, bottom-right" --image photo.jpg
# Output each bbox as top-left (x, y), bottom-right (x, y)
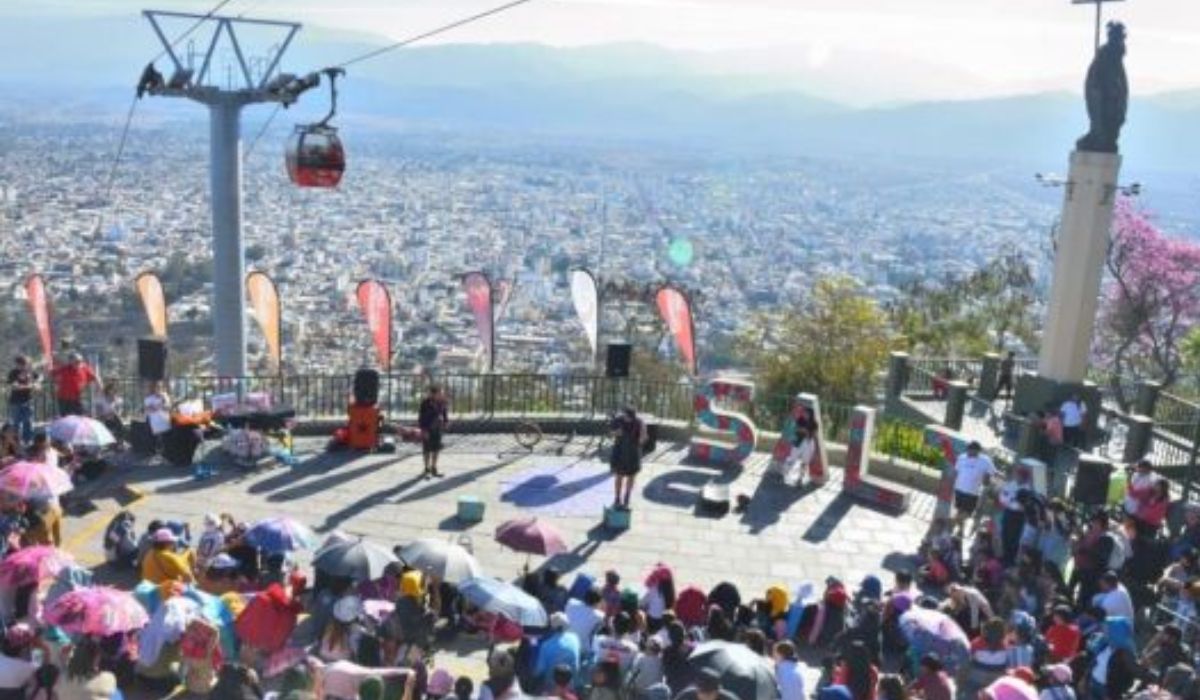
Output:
top-left (418, 385), bottom-right (448, 478)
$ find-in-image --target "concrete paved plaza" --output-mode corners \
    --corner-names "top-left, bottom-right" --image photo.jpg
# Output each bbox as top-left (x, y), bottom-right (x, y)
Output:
top-left (58, 432), bottom-right (936, 689)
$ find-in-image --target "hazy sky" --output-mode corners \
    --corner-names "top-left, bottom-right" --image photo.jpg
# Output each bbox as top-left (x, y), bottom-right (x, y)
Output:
top-left (19, 0), bottom-right (1200, 98)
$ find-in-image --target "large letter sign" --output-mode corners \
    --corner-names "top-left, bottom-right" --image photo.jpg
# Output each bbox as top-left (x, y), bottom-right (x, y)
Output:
top-left (924, 424), bottom-right (970, 520)
top-left (690, 378), bottom-right (758, 467)
top-left (768, 393), bottom-right (829, 485)
top-left (843, 406), bottom-right (910, 513)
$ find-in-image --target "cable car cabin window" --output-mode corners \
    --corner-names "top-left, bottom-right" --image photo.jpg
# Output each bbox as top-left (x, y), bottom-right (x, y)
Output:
top-left (286, 127), bottom-right (345, 189)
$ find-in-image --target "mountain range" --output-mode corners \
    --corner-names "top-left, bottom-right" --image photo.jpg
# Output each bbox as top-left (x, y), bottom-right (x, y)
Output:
top-left (3, 13), bottom-right (1200, 171)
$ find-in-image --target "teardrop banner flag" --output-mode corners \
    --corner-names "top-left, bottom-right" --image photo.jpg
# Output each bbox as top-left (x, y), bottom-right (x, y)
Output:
top-left (246, 271), bottom-right (282, 370)
top-left (462, 271), bottom-right (494, 371)
top-left (655, 285), bottom-right (697, 375)
top-left (135, 271), bottom-right (168, 338)
top-left (25, 274), bottom-right (54, 368)
top-left (356, 279), bottom-right (393, 370)
top-left (570, 268), bottom-right (599, 359)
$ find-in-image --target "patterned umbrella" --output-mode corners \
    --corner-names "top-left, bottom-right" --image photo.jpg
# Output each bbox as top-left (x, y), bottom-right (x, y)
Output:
top-left (44, 586), bottom-right (149, 635)
top-left (48, 416), bottom-right (116, 449)
top-left (899, 608), bottom-right (970, 672)
top-left (457, 576), bottom-right (548, 628)
top-left (395, 538), bottom-right (482, 584)
top-left (244, 517), bottom-right (318, 554)
top-left (0, 461), bottom-right (73, 500)
top-left (494, 517), bottom-right (568, 556)
top-left (0, 546), bottom-right (75, 587)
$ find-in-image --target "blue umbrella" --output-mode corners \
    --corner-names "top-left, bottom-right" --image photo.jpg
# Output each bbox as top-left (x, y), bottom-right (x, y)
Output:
top-left (457, 576), bottom-right (548, 628)
top-left (244, 517), bottom-right (317, 554)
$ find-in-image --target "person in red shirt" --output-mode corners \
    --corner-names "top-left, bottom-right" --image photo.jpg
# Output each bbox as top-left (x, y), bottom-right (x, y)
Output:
top-left (1044, 605), bottom-right (1081, 663)
top-left (49, 352), bottom-right (99, 416)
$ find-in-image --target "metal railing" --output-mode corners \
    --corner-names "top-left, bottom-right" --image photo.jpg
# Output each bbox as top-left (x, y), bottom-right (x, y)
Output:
top-left (2, 374), bottom-right (698, 427)
top-left (1154, 390), bottom-right (1200, 440)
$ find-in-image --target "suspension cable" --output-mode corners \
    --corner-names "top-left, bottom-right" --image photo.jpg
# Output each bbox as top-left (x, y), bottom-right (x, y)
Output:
top-left (334, 0), bottom-right (539, 69)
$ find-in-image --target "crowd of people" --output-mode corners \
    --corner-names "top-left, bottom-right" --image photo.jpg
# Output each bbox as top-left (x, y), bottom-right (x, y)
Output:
top-left (3, 355), bottom-right (1200, 699)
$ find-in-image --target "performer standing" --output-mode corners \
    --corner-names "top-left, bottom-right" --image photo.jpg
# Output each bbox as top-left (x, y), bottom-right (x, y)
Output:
top-left (419, 385), bottom-right (449, 478)
top-left (609, 406), bottom-right (647, 511)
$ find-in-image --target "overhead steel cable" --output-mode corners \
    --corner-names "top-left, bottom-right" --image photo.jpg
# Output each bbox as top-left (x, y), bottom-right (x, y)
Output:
top-left (333, 0), bottom-right (539, 69)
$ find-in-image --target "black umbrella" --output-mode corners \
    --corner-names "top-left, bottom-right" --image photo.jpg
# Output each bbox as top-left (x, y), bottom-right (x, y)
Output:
top-left (312, 538), bottom-right (397, 582)
top-left (687, 640), bottom-right (778, 700)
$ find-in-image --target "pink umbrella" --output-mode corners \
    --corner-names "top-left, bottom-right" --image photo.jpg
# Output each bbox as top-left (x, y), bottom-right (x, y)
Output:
top-left (0, 461), bottom-right (73, 500)
top-left (494, 517), bottom-right (568, 557)
top-left (0, 546), bottom-right (76, 587)
top-left (44, 586), bottom-right (149, 636)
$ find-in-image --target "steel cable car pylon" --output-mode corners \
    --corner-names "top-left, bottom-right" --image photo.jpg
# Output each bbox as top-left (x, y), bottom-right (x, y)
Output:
top-left (286, 67), bottom-right (346, 188)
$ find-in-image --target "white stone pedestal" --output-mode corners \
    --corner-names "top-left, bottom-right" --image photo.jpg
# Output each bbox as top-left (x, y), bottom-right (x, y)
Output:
top-left (1037, 150), bottom-right (1122, 383)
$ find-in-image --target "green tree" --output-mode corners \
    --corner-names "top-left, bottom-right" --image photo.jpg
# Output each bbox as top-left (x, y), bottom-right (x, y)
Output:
top-left (739, 276), bottom-right (892, 405)
top-left (889, 252), bottom-right (1038, 355)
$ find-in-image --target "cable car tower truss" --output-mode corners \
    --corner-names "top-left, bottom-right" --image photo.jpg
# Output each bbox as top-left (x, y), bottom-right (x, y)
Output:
top-left (140, 9), bottom-right (322, 377)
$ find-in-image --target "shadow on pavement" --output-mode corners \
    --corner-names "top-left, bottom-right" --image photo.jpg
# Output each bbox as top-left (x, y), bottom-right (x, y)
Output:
top-left (800, 493), bottom-right (854, 543)
top-left (737, 474), bottom-right (815, 534)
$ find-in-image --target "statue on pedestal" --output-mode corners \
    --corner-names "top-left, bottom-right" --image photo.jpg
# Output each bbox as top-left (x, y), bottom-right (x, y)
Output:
top-left (1077, 22), bottom-right (1128, 154)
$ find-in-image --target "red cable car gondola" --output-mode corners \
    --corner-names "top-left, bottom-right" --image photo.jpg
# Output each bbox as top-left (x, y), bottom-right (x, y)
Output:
top-left (286, 68), bottom-right (346, 188)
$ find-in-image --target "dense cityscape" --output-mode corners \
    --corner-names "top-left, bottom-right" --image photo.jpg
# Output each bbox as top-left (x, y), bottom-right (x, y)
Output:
top-left (0, 116), bottom-right (1067, 378)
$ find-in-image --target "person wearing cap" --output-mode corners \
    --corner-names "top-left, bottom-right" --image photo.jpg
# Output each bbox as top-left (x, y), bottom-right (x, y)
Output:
top-left (671, 668), bottom-right (737, 700)
top-left (319, 596), bottom-right (364, 663)
top-left (532, 612), bottom-right (581, 693)
top-left (952, 441), bottom-right (998, 535)
top-left (49, 352), bottom-right (99, 417)
top-left (564, 588), bottom-right (604, 656)
top-left (195, 513), bottom-right (226, 572)
top-left (425, 668), bottom-right (455, 700)
top-left (629, 635), bottom-right (666, 696)
top-left (140, 527), bottom-right (194, 585)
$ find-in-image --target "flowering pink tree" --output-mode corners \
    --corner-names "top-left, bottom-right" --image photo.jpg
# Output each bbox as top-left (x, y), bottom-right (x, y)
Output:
top-left (1096, 198), bottom-right (1200, 407)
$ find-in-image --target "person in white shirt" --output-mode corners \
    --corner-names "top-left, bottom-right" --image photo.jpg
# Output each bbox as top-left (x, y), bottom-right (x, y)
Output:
top-left (1060, 395), bottom-right (1086, 449)
top-left (773, 641), bottom-right (806, 700)
top-left (997, 465), bottom-right (1035, 566)
top-left (952, 442), bottom-right (997, 534)
top-left (564, 589), bottom-right (605, 655)
top-left (592, 612), bottom-right (639, 676)
top-left (143, 381), bottom-right (172, 437)
top-left (1093, 572), bottom-right (1135, 623)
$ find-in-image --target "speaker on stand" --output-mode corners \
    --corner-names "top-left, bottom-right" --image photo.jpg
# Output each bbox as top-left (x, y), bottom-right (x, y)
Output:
top-left (605, 343), bottom-right (632, 378)
top-left (137, 337), bottom-right (168, 382)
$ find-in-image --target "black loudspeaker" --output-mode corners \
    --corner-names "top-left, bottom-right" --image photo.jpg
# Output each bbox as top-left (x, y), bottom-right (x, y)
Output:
top-left (129, 421), bottom-right (155, 456)
top-left (162, 426), bottom-right (202, 467)
top-left (137, 337), bottom-right (167, 382)
top-left (353, 368), bottom-right (380, 406)
top-left (1072, 455), bottom-right (1113, 506)
top-left (605, 343), bottom-right (632, 378)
